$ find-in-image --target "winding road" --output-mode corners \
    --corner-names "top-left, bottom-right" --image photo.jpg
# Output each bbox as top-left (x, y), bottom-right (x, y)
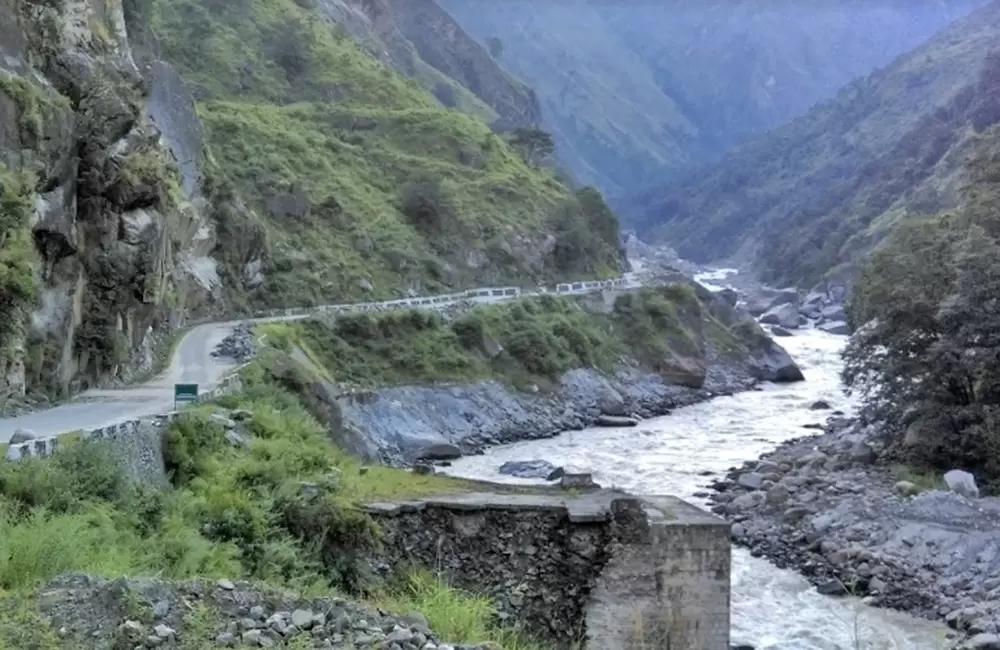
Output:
top-left (0, 273), bottom-right (643, 442)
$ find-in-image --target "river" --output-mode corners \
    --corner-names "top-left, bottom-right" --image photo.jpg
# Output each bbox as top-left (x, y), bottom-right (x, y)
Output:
top-left (443, 323), bottom-right (952, 648)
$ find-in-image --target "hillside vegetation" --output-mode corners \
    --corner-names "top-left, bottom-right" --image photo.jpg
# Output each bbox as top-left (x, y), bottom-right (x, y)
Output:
top-left (441, 0), bottom-right (983, 196)
top-left (147, 0), bottom-right (622, 310)
top-left (630, 0), bottom-right (1000, 288)
top-left (260, 284), bottom-right (772, 393)
top-left (844, 123), bottom-right (1000, 491)
top-left (0, 372), bottom-right (553, 648)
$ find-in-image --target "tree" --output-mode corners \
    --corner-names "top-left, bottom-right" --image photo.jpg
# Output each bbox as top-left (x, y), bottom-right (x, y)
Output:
top-left (843, 125), bottom-right (1000, 487)
top-left (487, 36), bottom-right (503, 60)
top-left (507, 128), bottom-right (555, 166)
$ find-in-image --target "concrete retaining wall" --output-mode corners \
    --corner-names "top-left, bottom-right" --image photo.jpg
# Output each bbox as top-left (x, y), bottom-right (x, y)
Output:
top-left (365, 490), bottom-right (731, 650)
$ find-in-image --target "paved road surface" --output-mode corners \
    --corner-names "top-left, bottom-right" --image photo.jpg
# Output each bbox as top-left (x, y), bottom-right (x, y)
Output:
top-left (0, 275), bottom-right (643, 442)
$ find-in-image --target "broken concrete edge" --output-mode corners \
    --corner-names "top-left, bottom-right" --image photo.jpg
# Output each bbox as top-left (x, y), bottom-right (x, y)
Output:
top-left (3, 373), bottom-right (245, 462)
top-left (362, 490), bottom-right (693, 525)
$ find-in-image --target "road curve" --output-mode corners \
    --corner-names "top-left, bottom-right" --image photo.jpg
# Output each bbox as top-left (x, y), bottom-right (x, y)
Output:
top-left (0, 274), bottom-right (643, 442)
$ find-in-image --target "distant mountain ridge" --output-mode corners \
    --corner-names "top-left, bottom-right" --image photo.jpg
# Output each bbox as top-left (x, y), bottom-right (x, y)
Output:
top-left (629, 0), bottom-right (1000, 288)
top-left (438, 0), bottom-right (985, 196)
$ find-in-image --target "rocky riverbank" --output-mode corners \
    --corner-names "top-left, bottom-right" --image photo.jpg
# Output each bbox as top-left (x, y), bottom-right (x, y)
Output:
top-left (335, 341), bottom-right (794, 467)
top-left (707, 415), bottom-right (1000, 649)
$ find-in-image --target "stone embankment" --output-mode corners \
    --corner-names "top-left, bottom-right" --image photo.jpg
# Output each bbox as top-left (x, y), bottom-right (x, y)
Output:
top-left (707, 415), bottom-right (1000, 649)
top-left (37, 573), bottom-right (502, 649)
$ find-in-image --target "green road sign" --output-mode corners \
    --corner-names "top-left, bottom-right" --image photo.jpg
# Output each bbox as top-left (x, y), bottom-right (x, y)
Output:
top-left (174, 383), bottom-right (199, 408)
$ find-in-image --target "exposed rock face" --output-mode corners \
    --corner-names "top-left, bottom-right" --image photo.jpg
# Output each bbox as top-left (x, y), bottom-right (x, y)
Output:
top-left (0, 0), bottom-right (226, 408)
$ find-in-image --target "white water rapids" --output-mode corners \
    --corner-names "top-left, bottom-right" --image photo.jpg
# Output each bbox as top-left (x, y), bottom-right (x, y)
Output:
top-left (442, 273), bottom-right (953, 649)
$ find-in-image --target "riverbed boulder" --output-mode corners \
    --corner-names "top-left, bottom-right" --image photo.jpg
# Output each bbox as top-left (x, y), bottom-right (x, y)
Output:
top-left (770, 325), bottom-right (793, 337)
top-left (498, 460), bottom-right (564, 480)
top-left (596, 415), bottom-right (639, 427)
top-left (943, 469), bottom-right (979, 499)
top-left (819, 304), bottom-right (846, 322)
top-left (414, 442), bottom-right (462, 461)
top-left (759, 303), bottom-right (800, 329)
top-left (818, 320), bottom-right (851, 336)
top-left (766, 288), bottom-right (800, 310)
top-left (746, 343), bottom-right (805, 383)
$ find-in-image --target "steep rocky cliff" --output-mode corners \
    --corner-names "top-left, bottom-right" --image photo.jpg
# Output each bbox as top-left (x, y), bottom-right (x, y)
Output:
top-left (631, 0), bottom-right (1000, 289)
top-left (0, 0), bottom-right (232, 408)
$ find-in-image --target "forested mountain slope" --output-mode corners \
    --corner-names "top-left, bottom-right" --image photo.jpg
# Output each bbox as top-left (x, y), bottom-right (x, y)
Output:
top-left (630, 0), bottom-right (1000, 288)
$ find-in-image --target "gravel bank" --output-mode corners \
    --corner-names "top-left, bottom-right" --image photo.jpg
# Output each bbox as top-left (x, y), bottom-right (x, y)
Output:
top-left (707, 416), bottom-right (1000, 649)
top-left (38, 573), bottom-right (502, 649)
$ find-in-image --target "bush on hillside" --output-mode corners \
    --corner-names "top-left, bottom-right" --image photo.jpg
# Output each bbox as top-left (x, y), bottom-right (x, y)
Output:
top-left (400, 173), bottom-right (455, 235)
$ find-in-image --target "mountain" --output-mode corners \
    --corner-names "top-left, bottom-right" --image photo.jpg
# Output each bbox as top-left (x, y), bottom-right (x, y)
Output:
top-left (630, 0), bottom-right (1000, 289)
top-left (0, 0), bottom-right (623, 408)
top-left (312, 0), bottom-right (542, 127)
top-left (439, 0), bottom-right (985, 197)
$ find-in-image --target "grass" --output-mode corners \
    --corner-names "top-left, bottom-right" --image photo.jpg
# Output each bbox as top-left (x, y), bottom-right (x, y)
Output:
top-left (259, 285), bottom-right (747, 392)
top-left (0, 370), bottom-right (555, 648)
top-left (889, 463), bottom-right (944, 494)
top-left (147, 0), bottom-right (622, 310)
top-left (377, 570), bottom-right (546, 650)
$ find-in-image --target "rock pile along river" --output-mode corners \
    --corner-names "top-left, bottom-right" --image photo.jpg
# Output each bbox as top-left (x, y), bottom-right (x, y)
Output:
top-left (444, 328), bottom-right (953, 649)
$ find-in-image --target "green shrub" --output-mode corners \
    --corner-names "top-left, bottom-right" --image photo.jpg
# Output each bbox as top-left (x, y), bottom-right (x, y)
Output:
top-left (0, 440), bottom-right (126, 514)
top-left (0, 501), bottom-right (142, 590)
top-left (163, 413), bottom-right (228, 485)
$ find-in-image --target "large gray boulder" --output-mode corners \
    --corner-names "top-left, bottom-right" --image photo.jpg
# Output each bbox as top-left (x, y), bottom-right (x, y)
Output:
top-left (818, 320), bottom-right (851, 335)
top-left (767, 288), bottom-right (800, 309)
top-left (819, 304), bottom-right (846, 322)
top-left (759, 303), bottom-right (800, 329)
top-left (498, 460), bottom-right (564, 480)
top-left (943, 469), bottom-right (979, 499)
top-left (747, 341), bottom-right (805, 383)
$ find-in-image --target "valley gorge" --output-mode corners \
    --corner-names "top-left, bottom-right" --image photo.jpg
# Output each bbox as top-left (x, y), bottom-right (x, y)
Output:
top-left (1, 0), bottom-right (1000, 649)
